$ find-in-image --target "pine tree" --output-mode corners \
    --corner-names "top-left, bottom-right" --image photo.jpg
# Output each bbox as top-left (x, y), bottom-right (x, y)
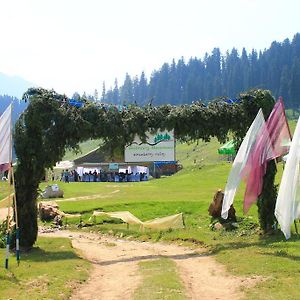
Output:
top-left (94, 89), bottom-right (99, 102)
top-left (132, 75), bottom-right (139, 105)
top-left (109, 33), bottom-right (300, 108)
top-left (289, 57), bottom-right (300, 108)
top-left (120, 73), bottom-right (134, 104)
top-left (112, 78), bottom-right (120, 104)
top-left (139, 71), bottom-right (148, 105)
top-left (101, 81), bottom-right (106, 102)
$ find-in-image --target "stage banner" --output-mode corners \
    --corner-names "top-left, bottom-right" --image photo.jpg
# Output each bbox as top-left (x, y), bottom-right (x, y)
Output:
top-left (125, 130), bottom-right (175, 162)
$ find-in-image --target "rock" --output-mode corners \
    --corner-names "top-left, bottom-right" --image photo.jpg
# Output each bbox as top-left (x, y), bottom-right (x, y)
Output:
top-left (38, 201), bottom-right (60, 221)
top-left (214, 222), bottom-right (223, 230)
top-left (53, 214), bottom-right (63, 226)
top-left (208, 189), bottom-right (236, 221)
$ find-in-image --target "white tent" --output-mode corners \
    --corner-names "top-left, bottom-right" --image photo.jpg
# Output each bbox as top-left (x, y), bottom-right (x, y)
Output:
top-left (54, 160), bottom-right (74, 169)
top-left (275, 116), bottom-right (300, 239)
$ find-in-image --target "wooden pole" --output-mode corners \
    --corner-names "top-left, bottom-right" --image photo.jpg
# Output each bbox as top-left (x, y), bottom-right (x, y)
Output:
top-left (11, 166), bottom-right (20, 265)
top-left (294, 220), bottom-right (299, 235)
top-left (5, 167), bottom-right (12, 269)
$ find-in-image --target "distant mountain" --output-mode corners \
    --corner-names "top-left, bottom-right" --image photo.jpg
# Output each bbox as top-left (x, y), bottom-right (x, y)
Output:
top-left (0, 95), bottom-right (28, 123)
top-left (0, 72), bottom-right (35, 99)
top-left (0, 95), bottom-right (29, 162)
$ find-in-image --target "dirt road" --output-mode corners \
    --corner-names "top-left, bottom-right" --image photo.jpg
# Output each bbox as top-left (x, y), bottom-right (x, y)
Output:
top-left (41, 230), bottom-right (259, 300)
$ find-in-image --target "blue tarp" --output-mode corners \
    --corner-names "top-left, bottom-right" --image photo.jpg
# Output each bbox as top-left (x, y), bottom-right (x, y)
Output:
top-left (69, 100), bottom-right (84, 108)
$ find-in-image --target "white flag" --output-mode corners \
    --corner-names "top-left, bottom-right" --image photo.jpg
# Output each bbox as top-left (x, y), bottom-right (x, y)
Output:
top-left (0, 104), bottom-right (12, 171)
top-left (275, 116), bottom-right (300, 239)
top-left (221, 109), bottom-right (265, 219)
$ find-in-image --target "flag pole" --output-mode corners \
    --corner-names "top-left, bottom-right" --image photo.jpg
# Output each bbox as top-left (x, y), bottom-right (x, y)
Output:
top-left (4, 104), bottom-right (13, 269)
top-left (5, 166), bottom-right (12, 269)
top-left (11, 166), bottom-right (20, 265)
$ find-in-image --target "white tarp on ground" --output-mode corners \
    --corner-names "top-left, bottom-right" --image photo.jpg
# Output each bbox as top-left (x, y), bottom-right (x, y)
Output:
top-left (275, 116), bottom-right (300, 239)
top-left (142, 213), bottom-right (184, 230)
top-left (92, 211), bottom-right (143, 225)
top-left (222, 109), bottom-right (266, 219)
top-left (91, 211), bottom-right (184, 230)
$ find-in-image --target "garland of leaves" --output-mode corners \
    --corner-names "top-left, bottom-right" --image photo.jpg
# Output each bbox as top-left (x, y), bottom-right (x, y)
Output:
top-left (14, 88), bottom-right (275, 248)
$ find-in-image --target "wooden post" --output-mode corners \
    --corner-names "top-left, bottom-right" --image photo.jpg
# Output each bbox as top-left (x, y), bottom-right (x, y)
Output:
top-left (294, 220), bottom-right (299, 235)
top-left (11, 166), bottom-right (20, 265)
top-left (5, 167), bottom-right (12, 269)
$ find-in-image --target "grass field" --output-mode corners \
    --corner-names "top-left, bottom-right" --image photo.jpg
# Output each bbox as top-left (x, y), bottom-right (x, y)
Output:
top-left (37, 137), bottom-right (300, 298)
top-left (134, 258), bottom-right (185, 300)
top-left (1, 133), bottom-right (299, 299)
top-left (0, 237), bottom-right (90, 299)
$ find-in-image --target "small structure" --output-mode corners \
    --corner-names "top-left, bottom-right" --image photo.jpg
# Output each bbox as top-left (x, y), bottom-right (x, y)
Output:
top-left (218, 140), bottom-right (236, 161)
top-left (73, 147), bottom-right (177, 179)
top-left (218, 140), bottom-right (236, 155)
top-left (41, 184), bottom-right (64, 198)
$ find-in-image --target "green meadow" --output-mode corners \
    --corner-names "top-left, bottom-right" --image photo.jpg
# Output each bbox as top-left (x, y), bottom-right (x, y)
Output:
top-left (38, 138), bottom-right (299, 299)
top-left (0, 237), bottom-right (90, 299)
top-left (0, 133), bottom-right (299, 299)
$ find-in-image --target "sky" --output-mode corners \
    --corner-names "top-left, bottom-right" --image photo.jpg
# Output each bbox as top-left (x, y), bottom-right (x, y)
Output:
top-left (1, 0), bottom-right (300, 97)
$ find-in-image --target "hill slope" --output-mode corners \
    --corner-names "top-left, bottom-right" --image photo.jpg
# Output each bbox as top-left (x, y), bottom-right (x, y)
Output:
top-left (0, 72), bottom-right (35, 98)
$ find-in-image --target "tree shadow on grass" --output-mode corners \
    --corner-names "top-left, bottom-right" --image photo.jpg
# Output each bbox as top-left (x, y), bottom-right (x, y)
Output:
top-left (94, 252), bottom-right (209, 266)
top-left (20, 246), bottom-right (84, 262)
top-left (261, 251), bottom-right (300, 261)
top-left (209, 233), bottom-right (300, 261)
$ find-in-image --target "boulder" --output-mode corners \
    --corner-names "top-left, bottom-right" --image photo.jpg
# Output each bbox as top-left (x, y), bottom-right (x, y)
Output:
top-left (38, 201), bottom-right (60, 221)
top-left (208, 189), bottom-right (236, 221)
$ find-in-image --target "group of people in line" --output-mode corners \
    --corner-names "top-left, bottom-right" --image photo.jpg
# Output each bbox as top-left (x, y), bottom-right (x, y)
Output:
top-left (60, 169), bottom-right (148, 183)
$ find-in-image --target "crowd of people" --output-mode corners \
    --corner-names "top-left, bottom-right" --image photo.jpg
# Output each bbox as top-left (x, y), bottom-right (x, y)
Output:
top-left (60, 169), bottom-right (148, 183)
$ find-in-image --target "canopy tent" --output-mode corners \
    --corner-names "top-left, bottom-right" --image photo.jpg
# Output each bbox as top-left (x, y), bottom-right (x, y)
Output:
top-left (218, 140), bottom-right (236, 155)
top-left (54, 160), bottom-right (74, 170)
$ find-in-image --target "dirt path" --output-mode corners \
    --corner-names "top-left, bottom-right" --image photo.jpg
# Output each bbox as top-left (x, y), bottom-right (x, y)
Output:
top-left (41, 230), bottom-right (259, 300)
top-left (0, 207), bottom-right (10, 221)
top-left (55, 190), bottom-right (120, 202)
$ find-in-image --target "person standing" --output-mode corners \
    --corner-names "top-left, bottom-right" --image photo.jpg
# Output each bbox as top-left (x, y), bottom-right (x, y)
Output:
top-left (64, 169), bottom-right (70, 183)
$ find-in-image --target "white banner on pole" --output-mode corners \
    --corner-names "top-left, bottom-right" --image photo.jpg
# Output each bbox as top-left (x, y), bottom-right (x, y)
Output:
top-left (0, 104), bottom-right (12, 171)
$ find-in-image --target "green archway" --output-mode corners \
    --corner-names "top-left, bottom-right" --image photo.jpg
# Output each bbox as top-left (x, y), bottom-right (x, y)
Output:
top-left (14, 88), bottom-right (275, 248)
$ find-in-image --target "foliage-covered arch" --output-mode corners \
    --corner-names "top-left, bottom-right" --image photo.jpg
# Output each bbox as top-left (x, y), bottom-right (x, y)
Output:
top-left (14, 88), bottom-right (275, 248)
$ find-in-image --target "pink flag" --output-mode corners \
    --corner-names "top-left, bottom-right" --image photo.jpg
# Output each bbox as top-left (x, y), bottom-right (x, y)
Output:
top-left (0, 104), bottom-right (12, 172)
top-left (243, 98), bottom-right (291, 213)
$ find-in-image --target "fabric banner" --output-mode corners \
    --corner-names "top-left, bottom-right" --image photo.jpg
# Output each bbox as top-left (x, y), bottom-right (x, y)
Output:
top-left (221, 109), bottom-right (265, 219)
top-left (92, 211), bottom-right (143, 225)
top-left (243, 98), bottom-right (291, 213)
top-left (142, 213), bottom-right (184, 230)
top-left (275, 116), bottom-right (300, 239)
top-left (0, 104), bottom-right (12, 172)
top-left (91, 211), bottom-right (184, 230)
